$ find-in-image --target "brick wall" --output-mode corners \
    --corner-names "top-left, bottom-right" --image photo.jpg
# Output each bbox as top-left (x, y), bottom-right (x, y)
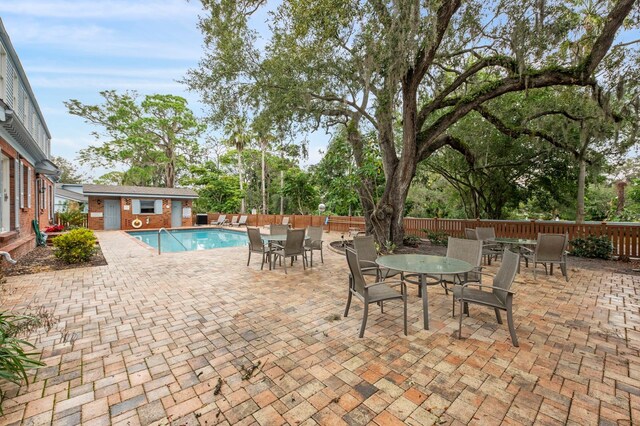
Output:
top-left (0, 135), bottom-right (55, 259)
top-left (87, 196), bottom-right (193, 231)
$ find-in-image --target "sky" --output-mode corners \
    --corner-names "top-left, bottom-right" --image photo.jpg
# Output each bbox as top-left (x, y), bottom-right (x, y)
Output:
top-left (0, 0), bottom-right (329, 180)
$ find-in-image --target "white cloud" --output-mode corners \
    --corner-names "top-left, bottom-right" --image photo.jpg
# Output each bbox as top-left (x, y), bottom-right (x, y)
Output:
top-left (0, 0), bottom-right (202, 20)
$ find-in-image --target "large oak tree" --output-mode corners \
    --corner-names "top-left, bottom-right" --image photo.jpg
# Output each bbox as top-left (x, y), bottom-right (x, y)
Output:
top-left (186, 0), bottom-right (639, 243)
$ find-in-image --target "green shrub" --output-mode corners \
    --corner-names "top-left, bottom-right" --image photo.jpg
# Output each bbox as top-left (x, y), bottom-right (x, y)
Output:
top-left (570, 235), bottom-right (613, 260)
top-left (53, 228), bottom-right (97, 264)
top-left (0, 312), bottom-right (45, 414)
top-left (403, 235), bottom-right (421, 247)
top-left (423, 229), bottom-right (448, 246)
top-left (56, 209), bottom-right (87, 229)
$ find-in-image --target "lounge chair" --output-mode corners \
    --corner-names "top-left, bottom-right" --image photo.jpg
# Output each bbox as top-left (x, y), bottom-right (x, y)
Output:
top-left (453, 249), bottom-right (520, 346)
top-left (521, 233), bottom-right (569, 281)
top-left (344, 247), bottom-right (407, 338)
top-left (247, 227), bottom-right (271, 270)
top-left (282, 217), bottom-right (290, 226)
top-left (228, 216), bottom-right (239, 226)
top-left (304, 226), bottom-right (324, 266)
top-left (271, 229), bottom-right (307, 274)
top-left (213, 214), bottom-right (227, 225)
top-left (232, 215), bottom-right (248, 227)
top-left (353, 235), bottom-right (402, 281)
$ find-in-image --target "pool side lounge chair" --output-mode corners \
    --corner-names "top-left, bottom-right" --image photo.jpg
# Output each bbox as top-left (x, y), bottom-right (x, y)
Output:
top-left (228, 216), bottom-right (239, 226)
top-left (232, 215), bottom-right (248, 227)
top-left (344, 247), bottom-right (407, 338)
top-left (282, 217), bottom-right (291, 226)
top-left (453, 249), bottom-right (520, 346)
top-left (213, 214), bottom-right (227, 225)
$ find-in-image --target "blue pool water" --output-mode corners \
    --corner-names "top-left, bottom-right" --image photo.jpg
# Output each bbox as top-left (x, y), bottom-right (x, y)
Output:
top-left (128, 228), bottom-right (248, 252)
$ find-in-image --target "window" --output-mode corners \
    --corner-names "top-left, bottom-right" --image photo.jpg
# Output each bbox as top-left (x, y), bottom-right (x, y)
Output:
top-left (132, 199), bottom-right (162, 214)
top-left (19, 161), bottom-right (23, 208)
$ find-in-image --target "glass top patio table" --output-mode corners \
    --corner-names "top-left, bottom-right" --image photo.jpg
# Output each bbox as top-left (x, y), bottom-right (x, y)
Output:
top-left (376, 254), bottom-right (473, 330)
top-left (491, 237), bottom-right (537, 245)
top-left (260, 234), bottom-right (309, 242)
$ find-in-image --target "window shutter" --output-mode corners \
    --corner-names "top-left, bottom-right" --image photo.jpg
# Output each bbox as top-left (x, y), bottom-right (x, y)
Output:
top-left (132, 199), bottom-right (141, 214)
top-left (19, 162), bottom-right (24, 208)
top-left (154, 199), bottom-right (163, 214)
top-left (14, 158), bottom-right (19, 229)
top-left (27, 167), bottom-right (31, 208)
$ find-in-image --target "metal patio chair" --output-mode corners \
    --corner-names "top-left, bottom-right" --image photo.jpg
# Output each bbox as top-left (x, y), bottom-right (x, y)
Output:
top-left (453, 249), bottom-right (520, 346)
top-left (304, 226), bottom-right (324, 266)
top-left (352, 235), bottom-right (402, 281)
top-left (271, 229), bottom-right (307, 274)
top-left (344, 247), bottom-right (407, 338)
top-left (270, 224), bottom-right (289, 235)
top-left (434, 237), bottom-right (483, 294)
top-left (246, 227), bottom-right (271, 270)
top-left (475, 227), bottom-right (503, 265)
top-left (522, 233), bottom-right (569, 281)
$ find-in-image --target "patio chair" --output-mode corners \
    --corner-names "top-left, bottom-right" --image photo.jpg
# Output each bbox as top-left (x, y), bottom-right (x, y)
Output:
top-left (232, 215), bottom-right (248, 227)
top-left (246, 227), bottom-right (271, 270)
top-left (229, 216), bottom-right (239, 226)
top-left (344, 247), bottom-right (407, 338)
top-left (271, 229), bottom-right (307, 274)
top-left (453, 249), bottom-right (520, 346)
top-left (282, 217), bottom-right (291, 226)
top-left (353, 235), bottom-right (402, 281)
top-left (464, 228), bottom-right (477, 240)
top-left (521, 233), bottom-right (569, 281)
top-left (475, 227), bottom-right (502, 264)
top-left (304, 226), bottom-right (324, 266)
top-left (213, 214), bottom-right (227, 225)
top-left (433, 237), bottom-right (483, 293)
top-left (270, 224), bottom-right (289, 235)
top-left (465, 227), bottom-right (499, 265)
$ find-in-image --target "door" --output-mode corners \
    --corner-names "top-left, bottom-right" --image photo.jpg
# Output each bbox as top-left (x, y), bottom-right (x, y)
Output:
top-left (171, 201), bottom-right (182, 228)
top-left (103, 199), bottom-right (121, 230)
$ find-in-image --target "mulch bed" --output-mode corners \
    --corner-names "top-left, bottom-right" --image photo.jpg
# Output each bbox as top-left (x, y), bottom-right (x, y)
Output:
top-left (4, 245), bottom-right (108, 276)
top-left (329, 239), bottom-right (640, 275)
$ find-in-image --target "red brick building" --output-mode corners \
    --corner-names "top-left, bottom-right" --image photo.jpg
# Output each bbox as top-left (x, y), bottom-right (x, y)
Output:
top-left (0, 19), bottom-right (60, 259)
top-left (83, 185), bottom-right (197, 231)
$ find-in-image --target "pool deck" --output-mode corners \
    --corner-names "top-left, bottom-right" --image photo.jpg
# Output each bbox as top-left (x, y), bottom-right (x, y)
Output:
top-left (0, 230), bottom-right (638, 425)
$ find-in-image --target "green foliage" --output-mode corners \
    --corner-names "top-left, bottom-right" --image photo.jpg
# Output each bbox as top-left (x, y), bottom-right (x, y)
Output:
top-left (67, 91), bottom-right (205, 187)
top-left (282, 169), bottom-right (318, 214)
top-left (382, 240), bottom-right (396, 254)
top-left (0, 312), bottom-right (45, 414)
top-left (424, 230), bottom-right (449, 246)
top-left (56, 209), bottom-right (87, 229)
top-left (50, 156), bottom-right (84, 184)
top-left (53, 228), bottom-right (97, 264)
top-left (403, 235), bottom-right (421, 248)
top-left (570, 235), bottom-right (613, 259)
top-left (185, 161), bottom-right (243, 213)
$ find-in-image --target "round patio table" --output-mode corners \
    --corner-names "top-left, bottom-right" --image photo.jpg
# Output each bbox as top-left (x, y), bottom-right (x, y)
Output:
top-left (491, 237), bottom-right (537, 246)
top-left (376, 254), bottom-right (473, 330)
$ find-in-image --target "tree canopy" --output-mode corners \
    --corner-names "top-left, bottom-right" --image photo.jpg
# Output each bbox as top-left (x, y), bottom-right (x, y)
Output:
top-left (186, 0), bottom-right (640, 243)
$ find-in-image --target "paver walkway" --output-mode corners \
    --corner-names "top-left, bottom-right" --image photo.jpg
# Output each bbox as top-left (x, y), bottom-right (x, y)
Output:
top-left (0, 230), bottom-right (638, 425)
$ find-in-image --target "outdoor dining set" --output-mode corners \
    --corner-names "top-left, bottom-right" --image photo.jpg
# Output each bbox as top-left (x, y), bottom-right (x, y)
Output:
top-left (345, 228), bottom-right (570, 346)
top-left (245, 223), bottom-right (324, 274)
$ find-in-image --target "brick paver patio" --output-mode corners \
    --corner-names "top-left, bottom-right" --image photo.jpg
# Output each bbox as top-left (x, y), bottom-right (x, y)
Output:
top-left (0, 230), bottom-right (638, 425)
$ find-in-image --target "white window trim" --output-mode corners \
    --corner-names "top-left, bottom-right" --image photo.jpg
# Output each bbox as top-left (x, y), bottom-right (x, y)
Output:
top-left (19, 161), bottom-right (24, 209)
top-left (27, 167), bottom-right (31, 208)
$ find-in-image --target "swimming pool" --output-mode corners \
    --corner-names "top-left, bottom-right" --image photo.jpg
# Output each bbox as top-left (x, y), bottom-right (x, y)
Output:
top-left (128, 228), bottom-right (248, 252)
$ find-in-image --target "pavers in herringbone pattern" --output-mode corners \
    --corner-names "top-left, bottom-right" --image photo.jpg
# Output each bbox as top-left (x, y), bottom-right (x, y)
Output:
top-left (0, 230), bottom-right (638, 425)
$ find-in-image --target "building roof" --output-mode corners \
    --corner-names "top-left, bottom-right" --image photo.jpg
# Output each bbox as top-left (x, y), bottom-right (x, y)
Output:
top-left (55, 187), bottom-right (88, 203)
top-left (82, 184), bottom-right (198, 199)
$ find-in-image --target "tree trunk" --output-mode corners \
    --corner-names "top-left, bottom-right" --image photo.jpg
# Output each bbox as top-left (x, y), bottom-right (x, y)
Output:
top-left (238, 149), bottom-right (245, 214)
top-left (261, 144), bottom-right (267, 214)
top-left (576, 158), bottom-right (586, 224)
top-left (279, 170), bottom-right (284, 215)
top-left (616, 180), bottom-right (627, 215)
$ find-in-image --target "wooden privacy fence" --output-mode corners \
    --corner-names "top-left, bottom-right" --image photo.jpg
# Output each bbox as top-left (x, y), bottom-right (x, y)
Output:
top-left (197, 213), bottom-right (640, 257)
top-left (54, 212), bottom-right (89, 229)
